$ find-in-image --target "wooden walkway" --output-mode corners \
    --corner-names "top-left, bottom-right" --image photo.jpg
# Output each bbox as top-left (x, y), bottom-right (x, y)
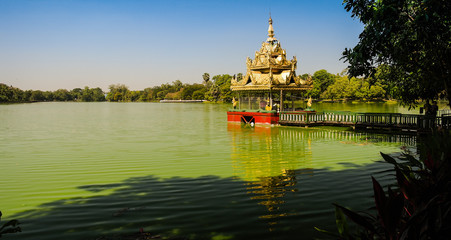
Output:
top-left (160, 100), bottom-right (205, 103)
top-left (279, 111), bottom-right (451, 132)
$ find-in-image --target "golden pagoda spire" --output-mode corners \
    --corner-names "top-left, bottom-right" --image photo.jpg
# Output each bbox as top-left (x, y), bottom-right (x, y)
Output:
top-left (230, 15), bottom-right (313, 92)
top-left (267, 16), bottom-right (275, 41)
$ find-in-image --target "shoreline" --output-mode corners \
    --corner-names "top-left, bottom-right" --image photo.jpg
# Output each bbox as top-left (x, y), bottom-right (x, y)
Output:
top-left (159, 100), bottom-right (205, 103)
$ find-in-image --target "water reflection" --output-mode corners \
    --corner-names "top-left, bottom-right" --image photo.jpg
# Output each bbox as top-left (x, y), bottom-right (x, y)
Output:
top-left (228, 124), bottom-right (311, 229)
top-left (227, 123), bottom-right (415, 180)
top-left (227, 123), bottom-right (416, 229)
top-left (245, 169), bottom-right (309, 230)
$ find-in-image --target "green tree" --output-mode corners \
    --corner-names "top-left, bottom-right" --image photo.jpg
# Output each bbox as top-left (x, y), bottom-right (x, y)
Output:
top-left (164, 91), bottom-right (181, 100)
top-left (0, 83), bottom-right (13, 102)
top-left (370, 64), bottom-right (396, 100)
top-left (30, 90), bottom-right (45, 102)
top-left (207, 74), bottom-right (233, 102)
top-left (192, 89), bottom-right (207, 100)
top-left (321, 76), bottom-right (347, 100)
top-left (202, 73), bottom-right (210, 85)
top-left (91, 87), bottom-right (106, 102)
top-left (126, 90), bottom-right (142, 102)
top-left (107, 84), bottom-right (129, 102)
top-left (81, 87), bottom-right (93, 102)
top-left (172, 80), bottom-right (183, 92)
top-left (43, 91), bottom-right (54, 101)
top-left (309, 70), bottom-right (337, 98)
top-left (345, 77), bottom-right (362, 99)
top-left (140, 88), bottom-right (154, 101)
top-left (11, 87), bottom-right (24, 102)
top-left (342, 0), bottom-right (451, 106)
top-left (80, 87), bottom-right (105, 102)
top-left (54, 89), bottom-right (72, 101)
top-left (320, 75), bottom-right (386, 101)
top-left (23, 90), bottom-right (32, 102)
top-left (206, 84), bottom-right (220, 101)
top-left (181, 84), bottom-right (206, 100)
top-left (71, 88), bottom-right (83, 101)
top-left (219, 80), bottom-right (232, 102)
top-left (156, 90), bottom-right (168, 100)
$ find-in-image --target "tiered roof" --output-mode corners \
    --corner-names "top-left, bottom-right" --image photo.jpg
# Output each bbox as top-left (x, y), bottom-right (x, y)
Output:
top-left (231, 17), bottom-right (312, 91)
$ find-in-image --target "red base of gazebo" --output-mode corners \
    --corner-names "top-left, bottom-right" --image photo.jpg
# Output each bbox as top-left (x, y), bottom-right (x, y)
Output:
top-left (227, 111), bottom-right (279, 125)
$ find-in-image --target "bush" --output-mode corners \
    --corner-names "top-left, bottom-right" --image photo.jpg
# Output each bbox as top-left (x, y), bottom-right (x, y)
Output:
top-left (317, 134), bottom-right (451, 239)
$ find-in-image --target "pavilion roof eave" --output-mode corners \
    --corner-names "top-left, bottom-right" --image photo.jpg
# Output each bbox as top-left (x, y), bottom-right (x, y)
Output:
top-left (231, 85), bottom-right (312, 92)
top-left (250, 66), bottom-right (291, 71)
top-left (272, 86), bottom-right (312, 91)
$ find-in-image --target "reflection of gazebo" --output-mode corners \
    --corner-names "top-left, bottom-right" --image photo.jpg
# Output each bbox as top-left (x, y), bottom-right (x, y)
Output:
top-left (228, 17), bottom-right (313, 125)
top-left (227, 123), bottom-right (314, 230)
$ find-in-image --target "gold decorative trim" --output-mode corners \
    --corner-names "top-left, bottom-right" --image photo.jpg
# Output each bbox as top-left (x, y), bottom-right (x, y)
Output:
top-left (231, 17), bottom-right (312, 92)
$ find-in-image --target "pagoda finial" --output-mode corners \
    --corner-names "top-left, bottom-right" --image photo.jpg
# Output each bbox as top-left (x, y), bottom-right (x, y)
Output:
top-left (268, 16), bottom-right (274, 39)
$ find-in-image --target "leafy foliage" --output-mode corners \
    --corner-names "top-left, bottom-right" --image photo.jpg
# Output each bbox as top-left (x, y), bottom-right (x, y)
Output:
top-left (317, 134), bottom-right (451, 239)
top-left (2, 69), bottom-right (392, 103)
top-left (202, 73), bottom-right (210, 85)
top-left (101, 74), bottom-right (233, 102)
top-left (309, 69), bottom-right (338, 98)
top-left (180, 84), bottom-right (205, 100)
top-left (308, 70), bottom-right (386, 101)
top-left (106, 84), bottom-right (132, 102)
top-left (210, 74), bottom-right (233, 102)
top-left (342, 0), bottom-right (451, 107)
top-left (0, 83), bottom-right (105, 103)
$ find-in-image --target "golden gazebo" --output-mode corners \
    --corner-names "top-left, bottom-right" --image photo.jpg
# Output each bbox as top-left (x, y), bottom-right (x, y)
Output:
top-left (228, 17), bottom-right (313, 125)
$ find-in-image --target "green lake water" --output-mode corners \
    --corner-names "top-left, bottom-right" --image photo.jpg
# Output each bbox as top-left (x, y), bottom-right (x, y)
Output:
top-left (0, 102), bottom-right (418, 239)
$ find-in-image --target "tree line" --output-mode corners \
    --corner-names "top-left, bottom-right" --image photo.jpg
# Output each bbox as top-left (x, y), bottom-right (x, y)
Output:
top-left (306, 66), bottom-right (390, 101)
top-left (0, 73), bottom-right (234, 103)
top-left (0, 69), bottom-right (411, 104)
top-left (105, 73), bottom-right (233, 102)
top-left (0, 85), bottom-right (106, 103)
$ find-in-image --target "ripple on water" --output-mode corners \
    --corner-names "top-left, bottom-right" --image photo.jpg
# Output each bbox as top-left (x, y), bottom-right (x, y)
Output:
top-left (0, 102), bottom-right (412, 240)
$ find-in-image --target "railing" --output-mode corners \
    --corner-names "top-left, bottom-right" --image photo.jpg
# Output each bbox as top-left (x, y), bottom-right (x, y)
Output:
top-left (280, 111), bottom-right (357, 125)
top-left (441, 114), bottom-right (451, 129)
top-left (439, 109), bottom-right (451, 117)
top-left (355, 113), bottom-right (442, 129)
top-left (279, 111), bottom-right (448, 131)
top-left (279, 111), bottom-right (324, 123)
top-left (324, 111), bottom-right (357, 124)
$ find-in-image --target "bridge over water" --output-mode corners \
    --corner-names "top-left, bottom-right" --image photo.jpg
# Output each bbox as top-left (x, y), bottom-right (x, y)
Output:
top-left (279, 111), bottom-right (451, 133)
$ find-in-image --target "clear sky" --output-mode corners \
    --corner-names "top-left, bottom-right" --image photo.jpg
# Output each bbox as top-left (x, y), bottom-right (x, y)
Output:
top-left (0, 0), bottom-right (363, 91)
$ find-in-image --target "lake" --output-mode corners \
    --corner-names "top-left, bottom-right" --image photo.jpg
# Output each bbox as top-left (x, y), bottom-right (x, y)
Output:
top-left (0, 102), bottom-right (417, 239)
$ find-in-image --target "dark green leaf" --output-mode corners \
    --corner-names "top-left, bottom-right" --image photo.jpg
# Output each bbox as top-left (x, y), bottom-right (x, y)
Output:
top-left (333, 203), bottom-right (376, 233)
top-left (404, 154), bottom-right (423, 168)
top-left (372, 177), bottom-right (387, 227)
top-left (314, 227), bottom-right (341, 238)
top-left (335, 206), bottom-right (349, 237)
top-left (381, 152), bottom-right (397, 166)
top-left (395, 168), bottom-right (412, 200)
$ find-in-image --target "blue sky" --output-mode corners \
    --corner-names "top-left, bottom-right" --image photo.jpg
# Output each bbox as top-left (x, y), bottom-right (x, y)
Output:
top-left (0, 0), bottom-right (363, 91)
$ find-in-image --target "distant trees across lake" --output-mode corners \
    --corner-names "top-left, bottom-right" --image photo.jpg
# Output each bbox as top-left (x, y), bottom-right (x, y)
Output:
top-left (0, 85), bottom-right (106, 103)
top-left (106, 74), bottom-right (233, 103)
top-left (1, 70), bottom-right (405, 104)
top-left (0, 74), bottom-right (234, 103)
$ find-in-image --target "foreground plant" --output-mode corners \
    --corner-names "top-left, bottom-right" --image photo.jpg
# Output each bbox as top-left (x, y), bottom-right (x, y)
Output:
top-left (317, 134), bottom-right (451, 239)
top-left (0, 211), bottom-right (21, 238)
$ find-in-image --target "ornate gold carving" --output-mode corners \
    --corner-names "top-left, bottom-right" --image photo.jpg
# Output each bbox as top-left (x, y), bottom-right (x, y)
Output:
top-left (231, 17), bottom-right (312, 92)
